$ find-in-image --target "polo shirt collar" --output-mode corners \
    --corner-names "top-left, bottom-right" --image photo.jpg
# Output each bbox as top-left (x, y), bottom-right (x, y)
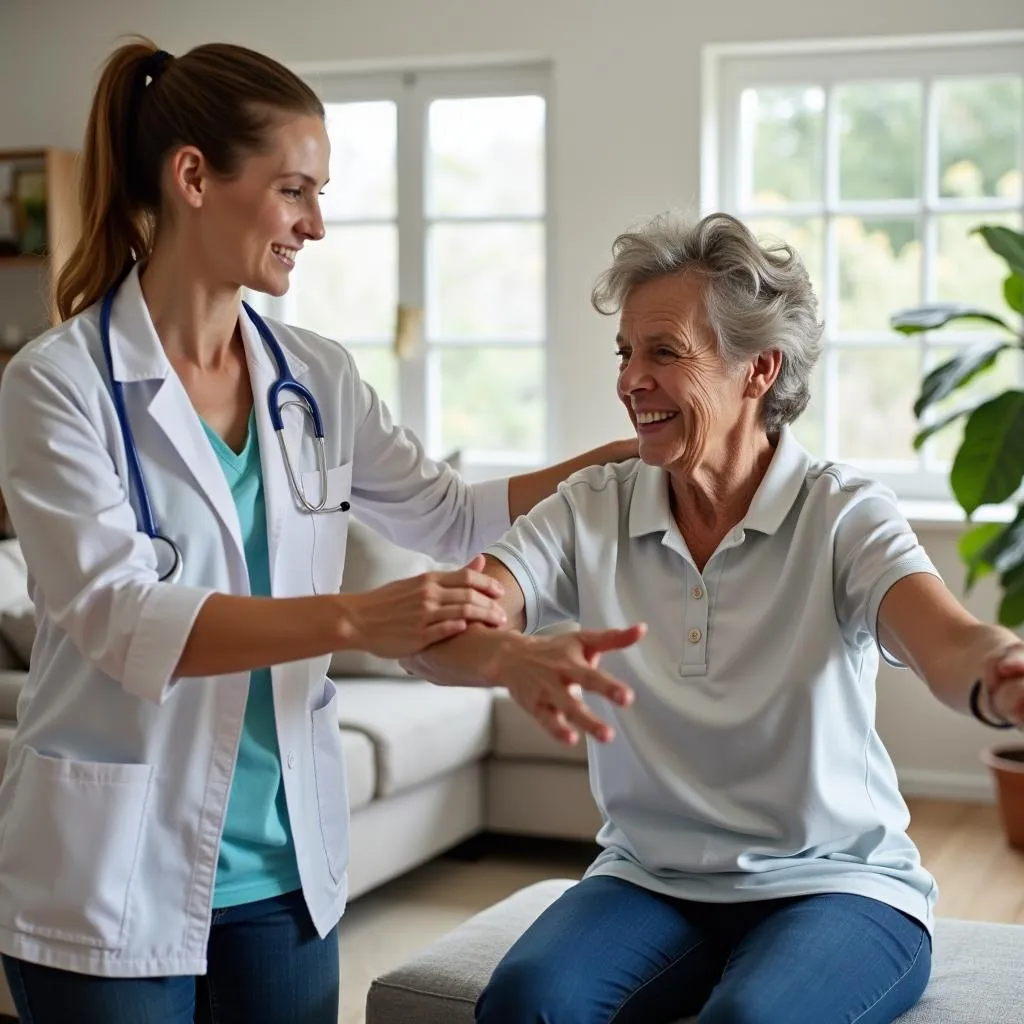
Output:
top-left (627, 426), bottom-right (811, 539)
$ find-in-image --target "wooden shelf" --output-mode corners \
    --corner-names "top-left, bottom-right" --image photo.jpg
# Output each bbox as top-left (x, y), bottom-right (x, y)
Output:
top-left (0, 147), bottom-right (81, 326)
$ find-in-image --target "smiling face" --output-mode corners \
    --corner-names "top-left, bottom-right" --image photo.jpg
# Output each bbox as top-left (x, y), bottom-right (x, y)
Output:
top-left (168, 113), bottom-right (330, 296)
top-left (616, 272), bottom-right (752, 475)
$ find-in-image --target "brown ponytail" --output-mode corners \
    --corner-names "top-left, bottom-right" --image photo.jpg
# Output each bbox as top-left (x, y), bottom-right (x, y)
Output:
top-left (55, 36), bottom-right (324, 322)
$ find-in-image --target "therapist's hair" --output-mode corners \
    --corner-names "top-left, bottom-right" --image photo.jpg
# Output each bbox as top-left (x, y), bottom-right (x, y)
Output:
top-left (55, 37), bottom-right (324, 322)
top-left (591, 211), bottom-right (824, 433)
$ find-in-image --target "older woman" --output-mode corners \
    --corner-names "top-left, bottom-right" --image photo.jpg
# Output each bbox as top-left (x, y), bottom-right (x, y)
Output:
top-left (407, 211), bottom-right (1024, 1024)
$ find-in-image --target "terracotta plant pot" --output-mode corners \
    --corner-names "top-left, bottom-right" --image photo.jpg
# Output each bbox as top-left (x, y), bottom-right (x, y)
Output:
top-left (982, 746), bottom-right (1024, 852)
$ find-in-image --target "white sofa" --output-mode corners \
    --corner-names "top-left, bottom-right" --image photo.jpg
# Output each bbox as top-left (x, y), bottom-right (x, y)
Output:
top-left (0, 524), bottom-right (599, 1015)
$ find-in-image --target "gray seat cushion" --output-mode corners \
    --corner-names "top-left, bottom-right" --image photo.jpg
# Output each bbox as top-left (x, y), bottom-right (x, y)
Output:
top-left (334, 680), bottom-right (493, 797)
top-left (366, 879), bottom-right (1024, 1024)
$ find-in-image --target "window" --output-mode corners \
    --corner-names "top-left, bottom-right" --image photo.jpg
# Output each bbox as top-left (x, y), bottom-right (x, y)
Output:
top-left (705, 34), bottom-right (1024, 500)
top-left (254, 66), bottom-right (550, 477)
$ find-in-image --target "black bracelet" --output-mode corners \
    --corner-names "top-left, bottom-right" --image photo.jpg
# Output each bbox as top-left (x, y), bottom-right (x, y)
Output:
top-left (969, 679), bottom-right (1014, 729)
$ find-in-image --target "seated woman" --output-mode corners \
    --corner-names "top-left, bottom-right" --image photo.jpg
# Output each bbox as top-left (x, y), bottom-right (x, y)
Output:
top-left (406, 211), bottom-right (1024, 1024)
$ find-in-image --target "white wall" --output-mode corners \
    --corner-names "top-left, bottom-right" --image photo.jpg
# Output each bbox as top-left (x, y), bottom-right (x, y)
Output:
top-left (1, 0), bottom-right (1022, 799)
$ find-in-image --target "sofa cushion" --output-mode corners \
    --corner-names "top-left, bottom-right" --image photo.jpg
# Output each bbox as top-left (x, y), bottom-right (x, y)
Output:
top-left (0, 672), bottom-right (25, 722)
top-left (0, 541), bottom-right (28, 615)
top-left (341, 728), bottom-right (376, 812)
top-left (491, 689), bottom-right (588, 765)
top-left (334, 680), bottom-right (492, 797)
top-left (329, 520), bottom-right (444, 679)
top-left (0, 602), bottom-right (35, 669)
top-left (0, 722), bottom-right (15, 778)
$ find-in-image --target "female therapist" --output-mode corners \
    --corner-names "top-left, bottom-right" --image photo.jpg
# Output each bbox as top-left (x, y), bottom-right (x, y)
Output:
top-left (0, 39), bottom-right (633, 1024)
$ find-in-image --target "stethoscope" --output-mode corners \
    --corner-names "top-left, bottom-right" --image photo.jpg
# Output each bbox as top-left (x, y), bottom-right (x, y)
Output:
top-left (100, 281), bottom-right (347, 583)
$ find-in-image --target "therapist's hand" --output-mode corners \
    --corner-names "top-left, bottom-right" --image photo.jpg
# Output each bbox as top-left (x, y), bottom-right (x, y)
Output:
top-left (339, 555), bottom-right (508, 659)
top-left (493, 625), bottom-right (644, 745)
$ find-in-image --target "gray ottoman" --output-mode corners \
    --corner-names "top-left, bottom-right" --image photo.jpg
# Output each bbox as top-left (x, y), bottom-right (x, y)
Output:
top-left (366, 879), bottom-right (1024, 1023)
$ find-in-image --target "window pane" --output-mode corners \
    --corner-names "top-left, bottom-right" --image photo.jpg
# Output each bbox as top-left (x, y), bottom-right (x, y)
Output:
top-left (290, 225), bottom-right (397, 342)
top-left (790, 357), bottom-right (825, 456)
top-left (741, 86), bottom-right (824, 205)
top-left (836, 346), bottom-right (920, 462)
top-left (322, 102), bottom-right (397, 220)
top-left (936, 77), bottom-right (1023, 200)
top-left (837, 82), bottom-right (921, 200)
top-left (836, 217), bottom-right (921, 333)
top-left (428, 96), bottom-right (545, 217)
top-left (925, 344), bottom-right (1023, 467)
top-left (936, 212), bottom-right (1023, 328)
top-left (348, 345), bottom-right (399, 418)
top-left (744, 217), bottom-right (824, 308)
top-left (427, 223), bottom-right (544, 341)
top-left (434, 347), bottom-right (544, 457)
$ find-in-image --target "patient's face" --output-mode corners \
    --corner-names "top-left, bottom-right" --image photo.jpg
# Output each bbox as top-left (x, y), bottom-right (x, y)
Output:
top-left (615, 273), bottom-right (746, 476)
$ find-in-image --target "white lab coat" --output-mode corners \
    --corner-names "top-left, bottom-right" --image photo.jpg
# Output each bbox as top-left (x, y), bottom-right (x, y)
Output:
top-left (0, 265), bottom-right (510, 977)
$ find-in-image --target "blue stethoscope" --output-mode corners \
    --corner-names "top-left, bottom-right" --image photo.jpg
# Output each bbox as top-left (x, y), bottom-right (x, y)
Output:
top-left (100, 282), bottom-right (346, 582)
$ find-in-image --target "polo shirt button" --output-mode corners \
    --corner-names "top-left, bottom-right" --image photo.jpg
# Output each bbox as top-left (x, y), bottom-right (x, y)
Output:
top-left (287, 751), bottom-right (297, 769)
top-left (687, 628), bottom-right (702, 643)
top-left (691, 586), bottom-right (704, 599)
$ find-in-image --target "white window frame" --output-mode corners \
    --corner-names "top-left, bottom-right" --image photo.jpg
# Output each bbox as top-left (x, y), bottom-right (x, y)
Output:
top-left (255, 63), bottom-right (553, 482)
top-left (702, 31), bottom-right (1024, 502)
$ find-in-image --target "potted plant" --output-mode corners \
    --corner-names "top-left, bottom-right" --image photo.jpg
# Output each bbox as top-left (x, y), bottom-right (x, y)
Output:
top-left (891, 224), bottom-right (1024, 849)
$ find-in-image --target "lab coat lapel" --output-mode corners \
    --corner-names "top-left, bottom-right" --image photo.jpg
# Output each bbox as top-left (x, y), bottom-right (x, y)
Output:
top-left (146, 378), bottom-right (246, 565)
top-left (107, 267), bottom-right (245, 565)
top-left (239, 307), bottom-right (309, 590)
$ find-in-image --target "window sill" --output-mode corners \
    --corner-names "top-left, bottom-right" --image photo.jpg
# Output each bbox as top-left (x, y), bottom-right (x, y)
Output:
top-left (898, 499), bottom-right (1016, 531)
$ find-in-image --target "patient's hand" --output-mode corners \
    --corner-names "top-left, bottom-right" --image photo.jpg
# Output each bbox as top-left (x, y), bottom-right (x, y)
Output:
top-left (495, 625), bottom-right (644, 746)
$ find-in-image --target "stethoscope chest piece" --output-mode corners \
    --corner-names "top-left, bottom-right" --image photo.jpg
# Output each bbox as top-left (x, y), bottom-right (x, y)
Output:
top-left (152, 534), bottom-right (183, 584)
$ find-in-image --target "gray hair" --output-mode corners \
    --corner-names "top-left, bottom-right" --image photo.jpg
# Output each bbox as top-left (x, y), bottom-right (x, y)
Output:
top-left (591, 211), bottom-right (824, 433)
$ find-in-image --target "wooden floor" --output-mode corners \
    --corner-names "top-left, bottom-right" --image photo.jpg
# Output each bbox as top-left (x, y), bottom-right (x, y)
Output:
top-left (905, 797), bottom-right (1024, 922)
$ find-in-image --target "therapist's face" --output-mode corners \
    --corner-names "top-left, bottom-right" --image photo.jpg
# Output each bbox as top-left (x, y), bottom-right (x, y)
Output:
top-left (188, 114), bottom-right (330, 297)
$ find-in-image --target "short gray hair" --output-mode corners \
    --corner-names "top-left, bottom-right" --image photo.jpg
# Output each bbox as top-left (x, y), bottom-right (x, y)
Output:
top-left (591, 211), bottom-right (824, 433)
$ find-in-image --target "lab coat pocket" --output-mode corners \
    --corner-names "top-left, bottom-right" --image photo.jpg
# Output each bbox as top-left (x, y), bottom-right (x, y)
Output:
top-left (301, 463), bottom-right (353, 596)
top-left (310, 680), bottom-right (350, 884)
top-left (0, 747), bottom-right (153, 949)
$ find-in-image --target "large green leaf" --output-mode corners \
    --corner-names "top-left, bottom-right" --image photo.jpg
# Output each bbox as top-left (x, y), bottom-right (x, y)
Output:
top-left (983, 506), bottom-right (1024, 574)
top-left (959, 521), bottom-right (1003, 590)
top-left (998, 563), bottom-right (1024, 628)
top-left (974, 225), bottom-right (1024, 277)
top-left (950, 390), bottom-right (1024, 515)
top-left (913, 401), bottom-right (984, 449)
top-left (1005, 273), bottom-right (1024, 316)
top-left (891, 304), bottom-right (1011, 336)
top-left (912, 340), bottom-right (1010, 417)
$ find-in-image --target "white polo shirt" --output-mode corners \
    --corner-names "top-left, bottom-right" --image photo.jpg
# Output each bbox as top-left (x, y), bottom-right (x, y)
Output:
top-left (487, 426), bottom-right (939, 930)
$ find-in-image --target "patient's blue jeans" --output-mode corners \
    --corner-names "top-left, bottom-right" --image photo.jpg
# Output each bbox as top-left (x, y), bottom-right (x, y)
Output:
top-left (1, 889), bottom-right (338, 1024)
top-left (476, 876), bottom-right (930, 1024)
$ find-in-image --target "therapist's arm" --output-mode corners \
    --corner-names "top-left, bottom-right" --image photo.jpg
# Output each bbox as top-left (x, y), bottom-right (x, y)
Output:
top-left (506, 439), bottom-right (637, 521)
top-left (175, 557), bottom-right (505, 677)
top-left (0, 356), bottom-right (505, 703)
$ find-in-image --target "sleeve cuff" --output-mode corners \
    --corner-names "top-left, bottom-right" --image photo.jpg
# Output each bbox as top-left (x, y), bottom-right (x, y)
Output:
top-left (868, 558), bottom-right (943, 668)
top-left (469, 477), bottom-right (512, 553)
top-left (486, 542), bottom-right (542, 635)
top-left (122, 585), bottom-right (214, 703)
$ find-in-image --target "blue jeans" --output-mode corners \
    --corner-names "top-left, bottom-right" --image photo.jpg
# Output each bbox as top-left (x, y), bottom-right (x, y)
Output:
top-left (477, 876), bottom-right (931, 1024)
top-left (1, 889), bottom-right (339, 1024)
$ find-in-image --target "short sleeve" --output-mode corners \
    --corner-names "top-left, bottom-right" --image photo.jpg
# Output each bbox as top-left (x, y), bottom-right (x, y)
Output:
top-left (485, 485), bottom-right (580, 635)
top-left (833, 484), bottom-right (942, 667)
